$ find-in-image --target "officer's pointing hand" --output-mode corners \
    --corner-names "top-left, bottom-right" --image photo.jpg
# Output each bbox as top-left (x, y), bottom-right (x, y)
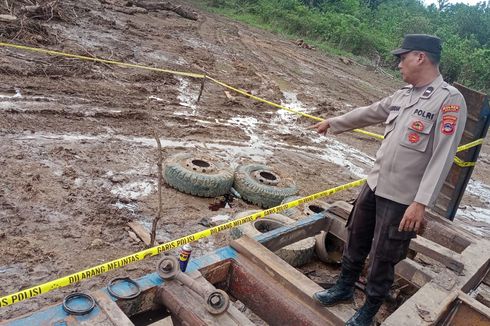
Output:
top-left (309, 119), bottom-right (331, 135)
top-left (399, 202), bottom-right (426, 233)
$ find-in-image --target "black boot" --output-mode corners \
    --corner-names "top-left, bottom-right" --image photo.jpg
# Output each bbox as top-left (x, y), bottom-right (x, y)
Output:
top-left (313, 268), bottom-right (360, 306)
top-left (345, 296), bottom-right (383, 326)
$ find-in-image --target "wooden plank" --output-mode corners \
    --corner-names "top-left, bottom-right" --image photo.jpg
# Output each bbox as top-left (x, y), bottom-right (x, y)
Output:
top-left (92, 290), bottom-right (134, 326)
top-left (461, 255), bottom-right (490, 293)
top-left (394, 258), bottom-right (435, 288)
top-left (384, 239), bottom-right (490, 325)
top-left (255, 213), bottom-right (329, 251)
top-left (479, 284), bottom-right (490, 308)
top-left (127, 221), bottom-right (155, 246)
top-left (420, 211), bottom-right (474, 252)
top-left (458, 291), bottom-right (490, 318)
top-left (410, 236), bottom-right (464, 273)
top-left (323, 213), bottom-right (435, 286)
top-left (231, 235), bottom-right (355, 325)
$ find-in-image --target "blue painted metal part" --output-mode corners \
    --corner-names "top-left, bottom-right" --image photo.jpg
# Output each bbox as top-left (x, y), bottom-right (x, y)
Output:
top-left (6, 304), bottom-right (103, 326)
top-left (3, 246), bottom-right (238, 325)
top-left (4, 214), bottom-right (324, 325)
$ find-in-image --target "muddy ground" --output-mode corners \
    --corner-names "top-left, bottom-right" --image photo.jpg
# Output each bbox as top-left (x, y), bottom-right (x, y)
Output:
top-left (0, 0), bottom-right (489, 322)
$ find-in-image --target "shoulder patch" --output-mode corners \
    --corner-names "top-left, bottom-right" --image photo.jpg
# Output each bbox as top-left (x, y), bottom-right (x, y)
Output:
top-left (442, 105), bottom-right (460, 113)
top-left (441, 115), bottom-right (458, 135)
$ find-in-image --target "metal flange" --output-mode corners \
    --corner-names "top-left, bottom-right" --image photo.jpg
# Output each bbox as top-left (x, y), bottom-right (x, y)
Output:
top-left (157, 256), bottom-right (181, 280)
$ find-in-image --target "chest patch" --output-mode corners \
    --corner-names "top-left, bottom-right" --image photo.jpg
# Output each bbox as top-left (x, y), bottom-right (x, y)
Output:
top-left (441, 115), bottom-right (457, 135)
top-left (390, 106), bottom-right (401, 112)
top-left (408, 132), bottom-right (420, 143)
top-left (413, 108), bottom-right (435, 120)
top-left (411, 120), bottom-right (425, 131)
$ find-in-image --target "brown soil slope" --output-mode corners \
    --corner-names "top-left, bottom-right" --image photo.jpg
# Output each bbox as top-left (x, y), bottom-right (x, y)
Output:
top-left (0, 0), bottom-right (488, 319)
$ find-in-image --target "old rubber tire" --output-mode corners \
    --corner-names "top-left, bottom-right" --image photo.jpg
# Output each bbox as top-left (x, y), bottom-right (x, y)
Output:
top-left (233, 164), bottom-right (298, 208)
top-left (315, 231), bottom-right (344, 264)
top-left (164, 153), bottom-right (234, 197)
top-left (231, 210), bottom-right (315, 267)
top-left (281, 196), bottom-right (331, 220)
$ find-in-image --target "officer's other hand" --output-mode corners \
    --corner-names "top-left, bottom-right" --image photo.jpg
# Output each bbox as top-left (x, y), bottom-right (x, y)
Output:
top-left (399, 202), bottom-right (426, 233)
top-left (309, 119), bottom-right (330, 135)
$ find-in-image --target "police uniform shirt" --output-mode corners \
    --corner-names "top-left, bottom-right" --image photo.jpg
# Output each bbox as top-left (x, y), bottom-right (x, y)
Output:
top-left (327, 75), bottom-right (467, 207)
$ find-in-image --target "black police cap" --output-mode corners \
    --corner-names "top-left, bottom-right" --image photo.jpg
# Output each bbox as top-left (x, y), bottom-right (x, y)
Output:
top-left (391, 34), bottom-right (442, 57)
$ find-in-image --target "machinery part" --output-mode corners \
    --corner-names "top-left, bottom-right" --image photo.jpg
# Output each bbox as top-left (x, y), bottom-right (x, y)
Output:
top-left (233, 163), bottom-right (298, 208)
top-left (315, 231), bottom-right (344, 264)
top-left (107, 277), bottom-right (141, 300)
top-left (281, 196), bottom-right (330, 220)
top-left (156, 256), bottom-right (231, 315)
top-left (164, 152), bottom-right (234, 197)
top-left (231, 210), bottom-right (315, 267)
top-left (204, 289), bottom-right (230, 315)
top-left (157, 256), bottom-right (181, 280)
top-left (62, 292), bottom-right (96, 316)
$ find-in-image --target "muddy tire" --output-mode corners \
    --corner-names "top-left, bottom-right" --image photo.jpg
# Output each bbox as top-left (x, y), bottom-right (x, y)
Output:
top-left (231, 210), bottom-right (315, 267)
top-left (233, 164), bottom-right (298, 208)
top-left (164, 153), bottom-right (234, 198)
top-left (315, 231), bottom-right (344, 264)
top-left (281, 196), bottom-right (331, 220)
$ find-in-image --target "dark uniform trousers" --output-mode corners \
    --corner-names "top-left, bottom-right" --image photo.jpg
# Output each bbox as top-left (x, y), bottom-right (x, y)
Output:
top-left (343, 184), bottom-right (416, 299)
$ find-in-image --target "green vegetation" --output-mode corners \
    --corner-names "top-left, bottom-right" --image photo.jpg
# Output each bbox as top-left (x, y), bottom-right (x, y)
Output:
top-left (203, 0), bottom-right (490, 94)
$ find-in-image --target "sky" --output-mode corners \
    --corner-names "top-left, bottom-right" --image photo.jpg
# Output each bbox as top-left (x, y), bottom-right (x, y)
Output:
top-left (424, 0), bottom-right (486, 5)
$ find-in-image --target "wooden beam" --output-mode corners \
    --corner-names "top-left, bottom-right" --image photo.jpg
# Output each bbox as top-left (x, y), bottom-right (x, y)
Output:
top-left (461, 255), bottom-right (490, 293)
top-left (410, 237), bottom-right (464, 273)
top-left (458, 291), bottom-right (490, 318)
top-left (92, 290), bottom-right (134, 326)
top-left (395, 258), bottom-right (435, 288)
top-left (231, 235), bottom-right (355, 325)
top-left (384, 239), bottom-right (490, 325)
top-left (255, 213), bottom-right (329, 251)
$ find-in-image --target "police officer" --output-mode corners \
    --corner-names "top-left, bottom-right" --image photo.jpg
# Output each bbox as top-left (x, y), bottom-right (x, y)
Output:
top-left (311, 34), bottom-right (467, 325)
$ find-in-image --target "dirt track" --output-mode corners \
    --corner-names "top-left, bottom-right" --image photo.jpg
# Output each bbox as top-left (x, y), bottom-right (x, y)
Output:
top-left (1, 0), bottom-right (489, 320)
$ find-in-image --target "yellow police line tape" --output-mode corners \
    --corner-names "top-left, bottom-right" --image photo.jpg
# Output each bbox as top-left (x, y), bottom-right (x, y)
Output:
top-left (207, 75), bottom-right (484, 166)
top-left (0, 178), bottom-right (366, 308)
top-left (0, 42), bottom-right (205, 79)
top-left (205, 76), bottom-right (386, 140)
top-left (0, 41), bottom-right (485, 308)
top-left (0, 41), bottom-right (484, 160)
top-left (0, 41), bottom-right (385, 141)
top-left (453, 138), bottom-right (485, 167)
